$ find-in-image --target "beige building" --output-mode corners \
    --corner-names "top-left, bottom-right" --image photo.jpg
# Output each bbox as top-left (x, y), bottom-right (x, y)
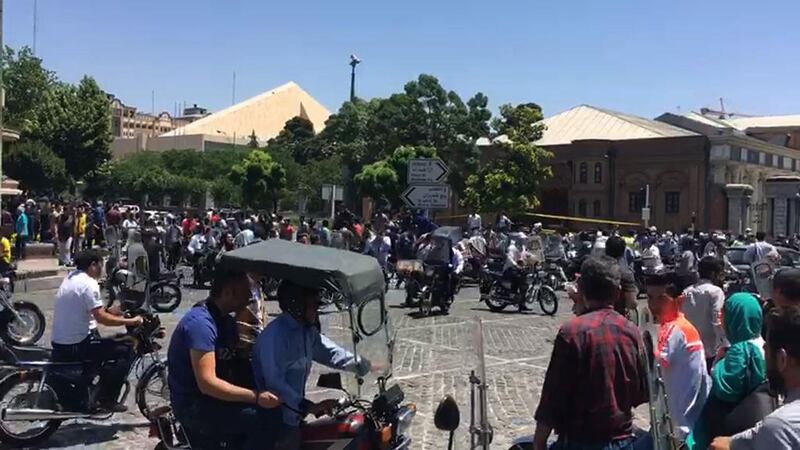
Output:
top-left (108, 95), bottom-right (191, 140)
top-left (111, 81), bottom-right (330, 157)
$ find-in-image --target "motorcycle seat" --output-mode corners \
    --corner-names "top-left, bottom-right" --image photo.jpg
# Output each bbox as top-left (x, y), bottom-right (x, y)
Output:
top-left (152, 272), bottom-right (179, 282)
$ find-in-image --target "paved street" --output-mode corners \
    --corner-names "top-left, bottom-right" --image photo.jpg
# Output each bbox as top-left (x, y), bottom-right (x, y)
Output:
top-left (3, 281), bottom-right (640, 450)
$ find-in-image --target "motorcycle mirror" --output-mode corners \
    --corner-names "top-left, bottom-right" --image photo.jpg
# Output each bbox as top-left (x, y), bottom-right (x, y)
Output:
top-left (317, 373), bottom-right (344, 391)
top-left (433, 394), bottom-right (460, 432)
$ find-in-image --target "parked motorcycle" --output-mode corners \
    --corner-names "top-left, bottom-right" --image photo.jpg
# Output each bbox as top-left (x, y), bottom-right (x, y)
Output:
top-left (0, 272), bottom-right (45, 347)
top-left (480, 264), bottom-right (558, 315)
top-left (0, 313), bottom-right (168, 447)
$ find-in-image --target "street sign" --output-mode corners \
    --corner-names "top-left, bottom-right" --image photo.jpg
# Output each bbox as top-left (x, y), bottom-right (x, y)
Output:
top-left (401, 185), bottom-right (450, 209)
top-left (408, 158), bottom-right (450, 184)
top-left (320, 184), bottom-right (343, 201)
top-left (641, 207), bottom-right (651, 222)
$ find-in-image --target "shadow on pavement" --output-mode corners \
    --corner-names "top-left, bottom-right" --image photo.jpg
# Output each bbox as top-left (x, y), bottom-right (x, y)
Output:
top-left (33, 421), bottom-right (151, 449)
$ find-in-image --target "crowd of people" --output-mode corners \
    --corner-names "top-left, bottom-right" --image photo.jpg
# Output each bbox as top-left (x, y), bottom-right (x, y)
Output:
top-left (9, 196), bottom-right (800, 449)
top-left (533, 256), bottom-right (800, 450)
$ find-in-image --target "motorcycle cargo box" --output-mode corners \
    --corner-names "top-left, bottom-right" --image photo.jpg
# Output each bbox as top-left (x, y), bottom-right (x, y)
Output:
top-left (396, 260), bottom-right (423, 275)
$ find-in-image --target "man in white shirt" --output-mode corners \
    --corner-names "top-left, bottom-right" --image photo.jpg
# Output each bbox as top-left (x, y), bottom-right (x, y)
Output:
top-left (467, 213), bottom-right (482, 235)
top-left (51, 250), bottom-right (143, 412)
top-left (743, 232), bottom-right (776, 264)
top-left (682, 256), bottom-right (727, 368)
top-left (234, 220), bottom-right (255, 248)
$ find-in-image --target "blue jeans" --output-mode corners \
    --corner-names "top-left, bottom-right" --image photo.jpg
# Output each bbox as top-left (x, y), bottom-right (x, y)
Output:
top-left (174, 397), bottom-right (281, 450)
top-left (552, 436), bottom-right (635, 450)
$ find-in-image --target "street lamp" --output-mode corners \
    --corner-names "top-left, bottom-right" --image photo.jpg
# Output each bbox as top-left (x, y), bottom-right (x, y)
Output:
top-left (349, 54), bottom-right (361, 102)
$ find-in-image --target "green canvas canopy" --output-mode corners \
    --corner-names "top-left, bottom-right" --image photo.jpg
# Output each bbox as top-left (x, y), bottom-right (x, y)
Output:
top-left (218, 240), bottom-right (385, 303)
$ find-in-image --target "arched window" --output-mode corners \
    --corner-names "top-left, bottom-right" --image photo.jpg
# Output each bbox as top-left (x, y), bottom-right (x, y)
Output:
top-left (593, 200), bottom-right (601, 217)
top-left (579, 163), bottom-right (588, 184)
top-left (578, 199), bottom-right (587, 217)
top-left (594, 162), bottom-right (602, 184)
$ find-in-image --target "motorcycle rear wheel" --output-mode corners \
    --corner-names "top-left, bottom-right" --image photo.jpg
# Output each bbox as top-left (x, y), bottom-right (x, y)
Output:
top-left (485, 283), bottom-right (508, 312)
top-left (537, 285), bottom-right (559, 316)
top-left (150, 283), bottom-right (182, 313)
top-left (1, 302), bottom-right (46, 346)
top-left (0, 373), bottom-right (62, 447)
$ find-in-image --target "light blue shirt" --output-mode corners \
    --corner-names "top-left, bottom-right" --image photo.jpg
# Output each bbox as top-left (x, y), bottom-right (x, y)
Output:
top-left (252, 313), bottom-right (369, 426)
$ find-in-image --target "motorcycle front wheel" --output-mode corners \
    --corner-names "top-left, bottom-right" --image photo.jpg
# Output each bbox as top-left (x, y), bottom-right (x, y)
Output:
top-left (0, 372), bottom-right (62, 447)
top-left (149, 283), bottom-right (182, 313)
top-left (1, 302), bottom-right (46, 346)
top-left (136, 361), bottom-right (170, 422)
top-left (537, 285), bottom-right (558, 316)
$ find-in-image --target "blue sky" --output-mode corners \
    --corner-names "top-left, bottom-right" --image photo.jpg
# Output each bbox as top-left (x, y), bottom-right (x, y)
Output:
top-left (5, 0), bottom-right (800, 119)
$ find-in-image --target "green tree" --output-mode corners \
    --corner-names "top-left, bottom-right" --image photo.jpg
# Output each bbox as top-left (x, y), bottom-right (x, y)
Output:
top-left (463, 103), bottom-right (552, 212)
top-left (229, 150), bottom-right (286, 211)
top-left (0, 46), bottom-right (56, 131)
top-left (247, 130), bottom-right (259, 149)
top-left (209, 178), bottom-right (242, 208)
top-left (353, 160), bottom-right (399, 209)
top-left (28, 76), bottom-right (112, 180)
top-left (3, 140), bottom-right (70, 195)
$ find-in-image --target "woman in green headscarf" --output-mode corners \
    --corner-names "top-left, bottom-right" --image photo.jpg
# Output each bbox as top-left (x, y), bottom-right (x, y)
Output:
top-left (687, 292), bottom-right (766, 449)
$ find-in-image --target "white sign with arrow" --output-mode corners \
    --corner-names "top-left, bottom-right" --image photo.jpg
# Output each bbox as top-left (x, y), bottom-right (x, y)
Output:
top-left (408, 158), bottom-right (450, 184)
top-left (401, 185), bottom-right (450, 209)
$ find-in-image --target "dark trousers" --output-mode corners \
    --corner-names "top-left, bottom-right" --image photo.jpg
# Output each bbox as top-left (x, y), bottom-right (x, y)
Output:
top-left (175, 397), bottom-right (280, 450)
top-left (14, 235), bottom-right (26, 260)
top-left (51, 330), bottom-right (135, 408)
top-left (166, 242), bottom-right (181, 270)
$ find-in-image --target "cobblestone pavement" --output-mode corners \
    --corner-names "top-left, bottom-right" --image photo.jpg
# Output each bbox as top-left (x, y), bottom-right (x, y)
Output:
top-left (3, 281), bottom-right (646, 450)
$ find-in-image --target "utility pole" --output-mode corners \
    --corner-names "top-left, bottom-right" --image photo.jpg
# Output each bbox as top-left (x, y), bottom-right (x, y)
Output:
top-left (349, 54), bottom-right (360, 102)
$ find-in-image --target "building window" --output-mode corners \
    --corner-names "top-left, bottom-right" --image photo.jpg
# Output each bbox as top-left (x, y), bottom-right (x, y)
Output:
top-left (578, 199), bottom-right (587, 217)
top-left (794, 159), bottom-right (798, 172)
top-left (579, 163), bottom-right (588, 184)
top-left (766, 153), bottom-right (774, 167)
top-left (665, 192), bottom-right (680, 214)
top-left (629, 190), bottom-right (645, 213)
top-left (747, 150), bottom-right (760, 164)
top-left (593, 200), bottom-right (601, 217)
top-left (730, 146), bottom-right (742, 161)
top-left (594, 163), bottom-right (602, 184)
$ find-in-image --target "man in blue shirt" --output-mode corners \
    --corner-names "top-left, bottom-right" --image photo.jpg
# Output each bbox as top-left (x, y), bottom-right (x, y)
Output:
top-left (253, 281), bottom-right (371, 449)
top-left (167, 270), bottom-right (281, 449)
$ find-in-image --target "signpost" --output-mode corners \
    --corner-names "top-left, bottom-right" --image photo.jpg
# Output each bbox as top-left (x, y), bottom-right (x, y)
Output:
top-left (321, 184), bottom-right (343, 220)
top-left (408, 158), bottom-right (450, 184)
top-left (401, 185), bottom-right (450, 209)
top-left (403, 158), bottom-right (450, 211)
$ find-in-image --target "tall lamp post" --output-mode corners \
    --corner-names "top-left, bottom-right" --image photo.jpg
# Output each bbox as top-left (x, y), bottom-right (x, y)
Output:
top-left (349, 54), bottom-right (361, 102)
top-left (0, 0), bottom-right (5, 209)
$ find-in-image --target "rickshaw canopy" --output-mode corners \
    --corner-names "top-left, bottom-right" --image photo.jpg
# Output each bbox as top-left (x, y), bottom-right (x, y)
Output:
top-left (218, 240), bottom-right (385, 304)
top-left (431, 226), bottom-right (463, 244)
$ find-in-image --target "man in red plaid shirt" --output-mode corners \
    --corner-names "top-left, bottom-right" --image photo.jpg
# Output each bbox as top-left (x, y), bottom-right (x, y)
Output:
top-left (533, 256), bottom-right (648, 450)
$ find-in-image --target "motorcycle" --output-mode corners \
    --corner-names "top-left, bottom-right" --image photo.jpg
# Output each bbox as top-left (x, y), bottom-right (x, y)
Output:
top-left (106, 242), bottom-right (183, 314)
top-left (153, 239), bottom-right (415, 449)
top-left (0, 272), bottom-right (45, 347)
top-left (417, 262), bottom-right (454, 316)
top-left (542, 257), bottom-right (567, 291)
top-left (0, 313), bottom-right (169, 447)
top-left (480, 263), bottom-right (558, 315)
top-left (191, 247), bottom-right (218, 288)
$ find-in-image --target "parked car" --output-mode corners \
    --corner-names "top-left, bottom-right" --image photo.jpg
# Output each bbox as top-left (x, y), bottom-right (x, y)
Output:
top-left (726, 246), bottom-right (800, 272)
